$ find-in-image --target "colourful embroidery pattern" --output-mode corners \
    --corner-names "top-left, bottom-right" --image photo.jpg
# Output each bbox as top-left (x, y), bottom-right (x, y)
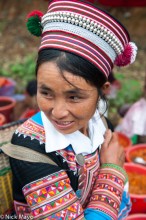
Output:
top-left (78, 151), bottom-right (100, 208)
top-left (23, 171), bottom-right (84, 219)
top-left (17, 119), bottom-right (45, 144)
top-left (98, 167), bottom-right (125, 188)
top-left (14, 115), bottom-right (126, 219)
top-left (57, 149), bottom-right (101, 208)
top-left (15, 116), bottom-right (102, 216)
top-left (87, 167), bottom-right (125, 219)
top-left (14, 200), bottom-right (33, 218)
top-left (57, 149), bottom-right (77, 172)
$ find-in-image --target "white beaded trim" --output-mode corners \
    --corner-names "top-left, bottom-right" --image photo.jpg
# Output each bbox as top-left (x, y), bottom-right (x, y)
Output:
top-left (41, 12), bottom-right (124, 55)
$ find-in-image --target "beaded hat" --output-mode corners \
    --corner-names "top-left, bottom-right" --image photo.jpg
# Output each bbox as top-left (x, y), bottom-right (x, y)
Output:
top-left (26, 0), bottom-right (137, 78)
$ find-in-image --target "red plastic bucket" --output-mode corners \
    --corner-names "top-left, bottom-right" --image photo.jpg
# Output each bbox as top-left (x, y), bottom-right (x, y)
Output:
top-left (126, 214), bottom-right (146, 220)
top-left (124, 163), bottom-right (146, 214)
top-left (0, 96), bottom-right (16, 123)
top-left (20, 108), bottom-right (39, 119)
top-left (0, 113), bottom-right (6, 126)
top-left (126, 144), bottom-right (146, 163)
top-left (115, 132), bottom-right (132, 152)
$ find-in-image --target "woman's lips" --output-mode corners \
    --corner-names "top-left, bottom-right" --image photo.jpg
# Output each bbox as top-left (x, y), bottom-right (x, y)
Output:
top-left (52, 120), bottom-right (74, 130)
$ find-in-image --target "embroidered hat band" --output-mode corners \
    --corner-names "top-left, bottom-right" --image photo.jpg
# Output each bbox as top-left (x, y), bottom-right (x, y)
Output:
top-left (26, 0), bottom-right (137, 78)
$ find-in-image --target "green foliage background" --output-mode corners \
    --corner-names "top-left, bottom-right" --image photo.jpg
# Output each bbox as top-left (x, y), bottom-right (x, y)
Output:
top-left (109, 73), bottom-right (142, 117)
top-left (0, 55), bottom-right (36, 93)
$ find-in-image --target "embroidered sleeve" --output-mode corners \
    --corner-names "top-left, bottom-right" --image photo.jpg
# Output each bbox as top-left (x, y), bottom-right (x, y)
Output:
top-left (86, 166), bottom-right (127, 220)
top-left (22, 170), bottom-right (84, 219)
top-left (12, 160), bottom-right (130, 220)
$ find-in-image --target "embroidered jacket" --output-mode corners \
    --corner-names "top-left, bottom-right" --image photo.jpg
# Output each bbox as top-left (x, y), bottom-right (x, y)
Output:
top-left (10, 112), bottom-right (131, 220)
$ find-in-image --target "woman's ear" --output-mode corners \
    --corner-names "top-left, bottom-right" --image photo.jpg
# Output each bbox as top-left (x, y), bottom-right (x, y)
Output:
top-left (101, 82), bottom-right (111, 96)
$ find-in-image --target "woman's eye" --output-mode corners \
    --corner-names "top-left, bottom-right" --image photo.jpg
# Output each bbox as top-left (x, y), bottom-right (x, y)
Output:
top-left (40, 91), bottom-right (53, 98)
top-left (70, 96), bottom-right (80, 101)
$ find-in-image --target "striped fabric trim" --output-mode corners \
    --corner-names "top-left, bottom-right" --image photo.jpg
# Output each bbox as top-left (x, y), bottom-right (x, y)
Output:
top-left (43, 22), bottom-right (116, 62)
top-left (40, 31), bottom-right (112, 77)
top-left (42, 11), bottom-right (124, 55)
top-left (16, 118), bottom-right (45, 144)
top-left (41, 31), bottom-right (111, 70)
top-left (92, 184), bottom-right (122, 203)
top-left (23, 170), bottom-right (68, 196)
top-left (87, 166), bottom-right (126, 219)
top-left (79, 151), bottom-right (100, 207)
top-left (48, 0), bottom-right (130, 45)
top-left (99, 167), bottom-right (126, 185)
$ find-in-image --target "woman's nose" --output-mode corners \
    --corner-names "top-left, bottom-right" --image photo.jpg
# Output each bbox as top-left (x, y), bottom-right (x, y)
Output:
top-left (51, 100), bottom-right (68, 119)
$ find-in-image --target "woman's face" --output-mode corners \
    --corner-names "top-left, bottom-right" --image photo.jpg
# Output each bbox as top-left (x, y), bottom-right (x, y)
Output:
top-left (37, 61), bottom-right (99, 135)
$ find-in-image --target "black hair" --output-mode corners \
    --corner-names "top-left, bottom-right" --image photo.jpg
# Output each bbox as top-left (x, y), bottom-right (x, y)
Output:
top-left (26, 79), bottom-right (37, 96)
top-left (36, 49), bottom-right (108, 113)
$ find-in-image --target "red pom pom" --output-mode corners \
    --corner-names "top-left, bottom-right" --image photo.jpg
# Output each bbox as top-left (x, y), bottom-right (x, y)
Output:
top-left (114, 42), bottom-right (137, 67)
top-left (27, 10), bottom-right (43, 19)
top-left (114, 44), bottom-right (132, 66)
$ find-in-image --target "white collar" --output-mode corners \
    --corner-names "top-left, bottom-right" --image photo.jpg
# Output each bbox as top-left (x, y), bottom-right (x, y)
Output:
top-left (41, 110), bottom-right (106, 155)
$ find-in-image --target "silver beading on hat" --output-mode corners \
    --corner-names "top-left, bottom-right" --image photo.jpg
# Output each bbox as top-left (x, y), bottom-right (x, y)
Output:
top-left (41, 12), bottom-right (124, 55)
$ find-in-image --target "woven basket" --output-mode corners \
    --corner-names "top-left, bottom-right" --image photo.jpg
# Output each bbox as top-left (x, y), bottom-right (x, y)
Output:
top-left (0, 119), bottom-right (26, 214)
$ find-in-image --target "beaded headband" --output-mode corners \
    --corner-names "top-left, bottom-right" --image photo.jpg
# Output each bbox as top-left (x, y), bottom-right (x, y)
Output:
top-left (26, 0), bottom-right (137, 78)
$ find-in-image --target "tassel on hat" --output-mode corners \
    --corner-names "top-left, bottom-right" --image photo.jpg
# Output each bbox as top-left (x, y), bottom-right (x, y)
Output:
top-left (114, 42), bottom-right (137, 66)
top-left (26, 10), bottom-right (43, 37)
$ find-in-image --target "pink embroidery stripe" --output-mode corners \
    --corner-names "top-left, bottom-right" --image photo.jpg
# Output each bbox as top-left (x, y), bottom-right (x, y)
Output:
top-left (80, 160), bottom-right (99, 204)
top-left (49, 1), bottom-right (129, 44)
top-left (49, 6), bottom-right (125, 44)
top-left (42, 32), bottom-right (113, 67)
top-left (23, 171), bottom-right (68, 196)
top-left (92, 189), bottom-right (121, 203)
top-left (31, 193), bottom-right (78, 218)
top-left (40, 42), bottom-right (108, 77)
top-left (97, 178), bottom-right (124, 189)
top-left (19, 119), bottom-right (45, 141)
top-left (24, 119), bottom-right (44, 132)
top-left (100, 167), bottom-right (126, 181)
top-left (40, 36), bottom-right (112, 76)
top-left (27, 187), bottom-right (73, 209)
top-left (41, 34), bottom-right (111, 71)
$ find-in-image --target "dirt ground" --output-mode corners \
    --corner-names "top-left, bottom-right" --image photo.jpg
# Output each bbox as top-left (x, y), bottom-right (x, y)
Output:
top-left (0, 0), bottom-right (146, 122)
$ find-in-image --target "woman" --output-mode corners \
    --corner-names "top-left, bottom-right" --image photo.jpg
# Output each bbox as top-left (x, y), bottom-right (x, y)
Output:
top-left (10, 0), bottom-right (137, 219)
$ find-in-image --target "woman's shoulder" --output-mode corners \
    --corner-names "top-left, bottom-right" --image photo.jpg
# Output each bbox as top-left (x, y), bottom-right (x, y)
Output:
top-left (11, 111), bottom-right (46, 151)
